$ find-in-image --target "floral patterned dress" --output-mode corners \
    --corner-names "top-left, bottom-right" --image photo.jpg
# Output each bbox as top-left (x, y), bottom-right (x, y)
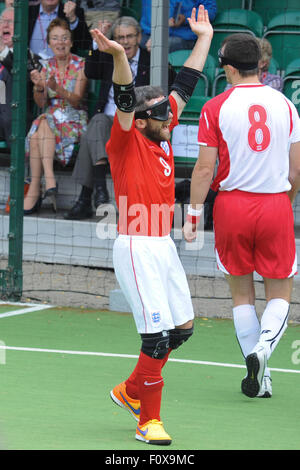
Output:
top-left (26, 54), bottom-right (88, 165)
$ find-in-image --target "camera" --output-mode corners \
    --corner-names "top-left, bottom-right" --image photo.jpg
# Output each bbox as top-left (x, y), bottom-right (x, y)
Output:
top-left (27, 51), bottom-right (43, 73)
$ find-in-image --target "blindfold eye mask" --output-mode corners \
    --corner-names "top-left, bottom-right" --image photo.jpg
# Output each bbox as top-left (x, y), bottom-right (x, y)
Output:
top-left (218, 48), bottom-right (258, 70)
top-left (135, 97), bottom-right (171, 121)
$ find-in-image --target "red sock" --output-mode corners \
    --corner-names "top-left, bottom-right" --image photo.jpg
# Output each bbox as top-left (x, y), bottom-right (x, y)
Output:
top-left (136, 351), bottom-right (164, 425)
top-left (125, 361), bottom-right (140, 399)
top-left (125, 349), bottom-right (172, 400)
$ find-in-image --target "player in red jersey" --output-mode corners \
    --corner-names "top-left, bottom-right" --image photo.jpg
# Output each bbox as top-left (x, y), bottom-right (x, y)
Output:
top-left (91, 6), bottom-right (213, 445)
top-left (184, 33), bottom-right (300, 399)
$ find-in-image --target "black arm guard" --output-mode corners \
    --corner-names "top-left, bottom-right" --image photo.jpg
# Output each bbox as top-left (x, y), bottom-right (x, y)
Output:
top-left (170, 66), bottom-right (202, 103)
top-left (113, 81), bottom-right (137, 113)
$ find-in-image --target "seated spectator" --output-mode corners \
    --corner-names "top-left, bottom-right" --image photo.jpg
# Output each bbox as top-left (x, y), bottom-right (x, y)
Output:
top-left (79, 0), bottom-right (121, 36)
top-left (0, 6), bottom-right (13, 147)
top-left (141, 0), bottom-right (217, 51)
top-left (257, 38), bottom-right (283, 91)
top-left (0, 6), bottom-right (42, 148)
top-left (225, 38), bottom-right (283, 92)
top-left (29, 0), bottom-right (91, 60)
top-left (64, 15), bottom-right (176, 220)
top-left (24, 18), bottom-right (88, 215)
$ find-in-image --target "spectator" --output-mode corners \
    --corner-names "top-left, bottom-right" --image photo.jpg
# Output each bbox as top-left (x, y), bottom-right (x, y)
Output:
top-left (29, 0), bottom-right (91, 60)
top-left (0, 6), bottom-right (13, 147)
top-left (24, 18), bottom-right (88, 215)
top-left (0, 6), bottom-right (42, 148)
top-left (79, 0), bottom-right (121, 36)
top-left (140, 0), bottom-right (217, 51)
top-left (225, 38), bottom-right (283, 92)
top-left (64, 15), bottom-right (176, 220)
top-left (257, 38), bottom-right (283, 91)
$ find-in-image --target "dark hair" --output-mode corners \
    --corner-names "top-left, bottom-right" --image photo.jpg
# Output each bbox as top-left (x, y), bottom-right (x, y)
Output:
top-left (46, 18), bottom-right (73, 44)
top-left (222, 33), bottom-right (261, 77)
top-left (135, 85), bottom-right (165, 113)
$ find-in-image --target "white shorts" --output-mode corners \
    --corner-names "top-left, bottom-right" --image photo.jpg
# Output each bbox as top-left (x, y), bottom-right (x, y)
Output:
top-left (113, 234), bottom-right (194, 334)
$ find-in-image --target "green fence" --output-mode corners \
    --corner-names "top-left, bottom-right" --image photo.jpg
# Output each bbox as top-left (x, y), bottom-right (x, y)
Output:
top-left (0, 0), bottom-right (28, 299)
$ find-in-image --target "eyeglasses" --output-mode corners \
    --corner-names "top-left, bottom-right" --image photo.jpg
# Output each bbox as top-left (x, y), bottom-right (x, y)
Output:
top-left (0, 19), bottom-right (13, 24)
top-left (49, 35), bottom-right (71, 43)
top-left (114, 33), bottom-right (138, 43)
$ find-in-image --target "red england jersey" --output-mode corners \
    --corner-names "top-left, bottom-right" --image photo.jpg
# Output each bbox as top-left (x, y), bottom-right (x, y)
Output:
top-left (106, 95), bottom-right (179, 236)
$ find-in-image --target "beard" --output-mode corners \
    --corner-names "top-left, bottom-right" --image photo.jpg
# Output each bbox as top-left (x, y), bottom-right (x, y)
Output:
top-left (144, 120), bottom-right (171, 143)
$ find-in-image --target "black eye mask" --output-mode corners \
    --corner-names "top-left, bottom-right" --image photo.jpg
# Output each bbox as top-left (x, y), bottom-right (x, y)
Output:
top-left (218, 48), bottom-right (258, 70)
top-left (135, 97), bottom-right (171, 121)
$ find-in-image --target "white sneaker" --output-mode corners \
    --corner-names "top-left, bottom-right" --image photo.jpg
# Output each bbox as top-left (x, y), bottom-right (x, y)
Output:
top-left (241, 347), bottom-right (267, 398)
top-left (257, 376), bottom-right (272, 398)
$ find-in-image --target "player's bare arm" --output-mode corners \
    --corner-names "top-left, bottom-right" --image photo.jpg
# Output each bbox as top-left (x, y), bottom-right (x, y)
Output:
top-left (288, 141), bottom-right (300, 204)
top-left (183, 145), bottom-right (217, 242)
top-left (170, 5), bottom-right (213, 118)
top-left (90, 28), bottom-right (135, 131)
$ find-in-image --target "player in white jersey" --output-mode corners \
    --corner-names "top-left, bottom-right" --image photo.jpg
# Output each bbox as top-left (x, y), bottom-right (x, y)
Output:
top-left (183, 33), bottom-right (300, 398)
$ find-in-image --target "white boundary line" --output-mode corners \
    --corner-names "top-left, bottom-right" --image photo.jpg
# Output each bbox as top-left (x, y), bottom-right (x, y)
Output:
top-left (0, 345), bottom-right (299, 374)
top-left (0, 301), bottom-right (53, 319)
top-left (0, 305), bottom-right (299, 374)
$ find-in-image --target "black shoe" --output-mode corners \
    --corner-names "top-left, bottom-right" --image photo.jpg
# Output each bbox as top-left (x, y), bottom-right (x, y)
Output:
top-left (64, 198), bottom-right (93, 220)
top-left (94, 185), bottom-right (109, 207)
top-left (24, 196), bottom-right (42, 215)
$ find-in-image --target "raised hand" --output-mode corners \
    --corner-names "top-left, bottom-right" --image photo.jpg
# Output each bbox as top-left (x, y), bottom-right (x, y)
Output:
top-left (63, 1), bottom-right (77, 24)
top-left (187, 5), bottom-right (213, 39)
top-left (90, 28), bottom-right (124, 57)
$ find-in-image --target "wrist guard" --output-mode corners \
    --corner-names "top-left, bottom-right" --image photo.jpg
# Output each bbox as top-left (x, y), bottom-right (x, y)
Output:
top-left (170, 66), bottom-right (202, 103)
top-left (113, 81), bottom-right (136, 113)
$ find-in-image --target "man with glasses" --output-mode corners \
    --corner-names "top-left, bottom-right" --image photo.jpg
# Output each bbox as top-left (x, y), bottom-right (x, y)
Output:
top-left (64, 16), bottom-right (176, 220)
top-left (184, 33), bottom-right (300, 399)
top-left (0, 7), bottom-right (42, 149)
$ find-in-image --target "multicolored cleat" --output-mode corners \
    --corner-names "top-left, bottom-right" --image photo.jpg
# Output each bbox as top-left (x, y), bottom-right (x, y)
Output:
top-left (135, 419), bottom-right (172, 445)
top-left (110, 381), bottom-right (140, 422)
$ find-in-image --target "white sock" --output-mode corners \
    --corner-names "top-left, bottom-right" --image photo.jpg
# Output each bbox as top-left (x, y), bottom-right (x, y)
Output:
top-left (254, 298), bottom-right (290, 361)
top-left (232, 304), bottom-right (260, 359)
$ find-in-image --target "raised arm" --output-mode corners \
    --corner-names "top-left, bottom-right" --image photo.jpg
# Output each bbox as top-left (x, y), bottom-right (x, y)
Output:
top-left (90, 28), bottom-right (135, 131)
top-left (170, 5), bottom-right (213, 118)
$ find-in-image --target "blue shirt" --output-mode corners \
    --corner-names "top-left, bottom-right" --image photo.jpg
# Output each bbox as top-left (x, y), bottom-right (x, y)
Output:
top-left (140, 0), bottom-right (217, 40)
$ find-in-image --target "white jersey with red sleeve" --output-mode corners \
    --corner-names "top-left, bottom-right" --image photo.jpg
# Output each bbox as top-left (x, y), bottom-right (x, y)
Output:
top-left (198, 84), bottom-right (300, 193)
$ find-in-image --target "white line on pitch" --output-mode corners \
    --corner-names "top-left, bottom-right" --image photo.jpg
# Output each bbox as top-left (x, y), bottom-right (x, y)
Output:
top-left (0, 345), bottom-right (299, 374)
top-left (0, 302), bottom-right (53, 319)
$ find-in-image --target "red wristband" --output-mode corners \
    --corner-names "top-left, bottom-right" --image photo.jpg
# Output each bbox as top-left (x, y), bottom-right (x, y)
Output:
top-left (186, 213), bottom-right (200, 225)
